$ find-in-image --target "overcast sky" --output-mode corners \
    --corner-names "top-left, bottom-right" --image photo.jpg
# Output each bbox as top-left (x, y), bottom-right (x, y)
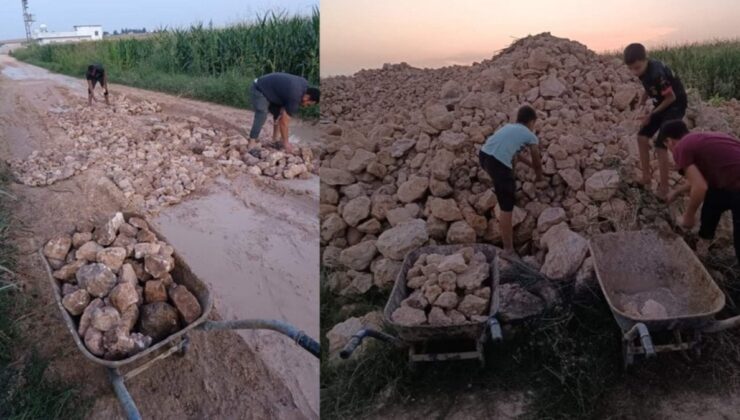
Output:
top-left (322, 0), bottom-right (740, 76)
top-left (0, 0), bottom-right (317, 40)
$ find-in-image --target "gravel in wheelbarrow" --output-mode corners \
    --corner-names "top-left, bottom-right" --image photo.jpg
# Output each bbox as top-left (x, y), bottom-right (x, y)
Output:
top-left (383, 244), bottom-right (500, 343)
top-left (41, 212), bottom-right (213, 366)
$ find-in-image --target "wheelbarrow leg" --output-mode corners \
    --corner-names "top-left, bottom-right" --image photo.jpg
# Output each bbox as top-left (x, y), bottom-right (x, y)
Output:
top-left (199, 319), bottom-right (320, 358)
top-left (107, 368), bottom-right (141, 420)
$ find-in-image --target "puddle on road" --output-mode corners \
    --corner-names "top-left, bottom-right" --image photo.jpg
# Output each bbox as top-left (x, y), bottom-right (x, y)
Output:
top-left (153, 189), bottom-right (318, 334)
top-left (152, 177), bottom-right (319, 417)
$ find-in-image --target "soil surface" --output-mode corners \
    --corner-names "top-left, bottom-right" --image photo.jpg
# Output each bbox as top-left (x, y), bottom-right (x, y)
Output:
top-left (0, 52), bottom-right (318, 419)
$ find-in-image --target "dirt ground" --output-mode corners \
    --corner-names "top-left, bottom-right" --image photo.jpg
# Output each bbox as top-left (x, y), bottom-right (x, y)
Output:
top-left (0, 52), bottom-right (318, 419)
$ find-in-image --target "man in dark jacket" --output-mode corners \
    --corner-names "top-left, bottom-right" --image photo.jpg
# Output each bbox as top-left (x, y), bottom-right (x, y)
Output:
top-left (249, 72), bottom-right (319, 153)
top-left (86, 64), bottom-right (109, 106)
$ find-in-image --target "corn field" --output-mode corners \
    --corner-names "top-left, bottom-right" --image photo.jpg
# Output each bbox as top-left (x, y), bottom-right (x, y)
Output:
top-left (650, 40), bottom-right (740, 100)
top-left (606, 39), bottom-right (740, 100)
top-left (12, 9), bottom-right (319, 110)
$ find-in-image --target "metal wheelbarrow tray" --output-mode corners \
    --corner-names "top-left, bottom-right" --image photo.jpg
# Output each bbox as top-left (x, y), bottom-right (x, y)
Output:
top-left (590, 230), bottom-right (736, 367)
top-left (41, 212), bottom-right (319, 420)
top-left (341, 244), bottom-right (503, 367)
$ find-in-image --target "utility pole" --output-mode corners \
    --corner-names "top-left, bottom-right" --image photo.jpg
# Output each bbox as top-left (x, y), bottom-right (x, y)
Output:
top-left (21, 0), bottom-right (34, 42)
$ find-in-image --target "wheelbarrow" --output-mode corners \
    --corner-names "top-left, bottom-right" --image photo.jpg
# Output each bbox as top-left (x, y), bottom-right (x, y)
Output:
top-left (590, 230), bottom-right (740, 368)
top-left (340, 244), bottom-right (503, 367)
top-left (40, 214), bottom-right (319, 420)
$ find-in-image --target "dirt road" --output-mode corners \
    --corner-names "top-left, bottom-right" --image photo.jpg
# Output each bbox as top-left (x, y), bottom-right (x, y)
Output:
top-left (0, 53), bottom-right (318, 419)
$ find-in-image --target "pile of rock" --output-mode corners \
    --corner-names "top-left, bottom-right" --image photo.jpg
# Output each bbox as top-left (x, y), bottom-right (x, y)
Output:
top-left (8, 96), bottom-right (315, 211)
top-left (319, 33), bottom-right (737, 297)
top-left (391, 247), bottom-right (491, 326)
top-left (43, 212), bottom-right (202, 360)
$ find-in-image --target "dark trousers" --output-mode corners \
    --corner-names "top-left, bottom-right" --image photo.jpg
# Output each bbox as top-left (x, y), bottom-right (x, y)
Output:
top-left (249, 82), bottom-right (270, 139)
top-left (699, 188), bottom-right (740, 262)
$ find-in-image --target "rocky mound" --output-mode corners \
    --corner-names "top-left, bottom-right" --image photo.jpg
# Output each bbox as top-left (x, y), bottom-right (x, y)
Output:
top-left (8, 96), bottom-right (315, 211)
top-left (44, 212), bottom-right (202, 360)
top-left (320, 33), bottom-right (737, 298)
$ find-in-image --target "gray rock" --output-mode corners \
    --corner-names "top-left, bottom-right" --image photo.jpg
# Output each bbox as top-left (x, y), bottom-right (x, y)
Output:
top-left (91, 306), bottom-right (121, 332)
top-left (139, 302), bottom-right (180, 341)
top-left (76, 263), bottom-right (116, 297)
top-left (62, 289), bottom-right (90, 316)
top-left (376, 219), bottom-right (429, 260)
top-left (44, 235), bottom-right (72, 261)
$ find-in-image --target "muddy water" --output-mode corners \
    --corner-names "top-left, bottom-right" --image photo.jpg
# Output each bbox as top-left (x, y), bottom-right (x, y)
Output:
top-left (153, 175), bottom-right (319, 418)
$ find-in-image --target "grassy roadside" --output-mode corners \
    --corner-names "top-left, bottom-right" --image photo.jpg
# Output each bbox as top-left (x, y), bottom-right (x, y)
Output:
top-left (11, 10), bottom-right (319, 119)
top-left (0, 166), bottom-right (86, 419)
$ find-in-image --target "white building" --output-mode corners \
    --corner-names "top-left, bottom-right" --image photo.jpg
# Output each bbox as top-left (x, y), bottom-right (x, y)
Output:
top-left (34, 24), bottom-right (103, 45)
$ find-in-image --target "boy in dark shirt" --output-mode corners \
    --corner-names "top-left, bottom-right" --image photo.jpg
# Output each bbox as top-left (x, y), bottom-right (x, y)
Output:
top-left (249, 72), bottom-right (320, 153)
top-left (660, 120), bottom-right (740, 263)
top-left (86, 64), bottom-right (109, 106)
top-left (624, 43), bottom-right (687, 200)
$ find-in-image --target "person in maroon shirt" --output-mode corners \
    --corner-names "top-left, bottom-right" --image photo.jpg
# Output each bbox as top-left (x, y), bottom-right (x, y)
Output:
top-left (660, 120), bottom-right (740, 263)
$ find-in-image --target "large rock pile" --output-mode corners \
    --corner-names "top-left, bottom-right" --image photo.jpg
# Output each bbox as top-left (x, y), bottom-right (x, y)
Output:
top-left (8, 96), bottom-right (315, 211)
top-left (44, 212), bottom-right (202, 360)
top-left (391, 247), bottom-right (491, 326)
top-left (320, 33), bottom-right (738, 295)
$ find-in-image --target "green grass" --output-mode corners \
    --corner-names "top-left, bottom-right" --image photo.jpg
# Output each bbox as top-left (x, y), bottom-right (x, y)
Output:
top-left (0, 165), bottom-right (86, 419)
top-left (11, 9), bottom-right (319, 116)
top-left (321, 260), bottom-right (740, 419)
top-left (606, 39), bottom-right (740, 100)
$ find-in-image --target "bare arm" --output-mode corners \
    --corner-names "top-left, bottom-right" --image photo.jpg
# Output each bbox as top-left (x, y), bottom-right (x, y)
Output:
top-left (652, 90), bottom-right (676, 114)
top-left (682, 164), bottom-right (708, 227)
top-left (667, 182), bottom-right (691, 203)
top-left (530, 145), bottom-right (544, 182)
top-left (640, 91), bottom-right (649, 106)
top-left (516, 151), bottom-right (532, 167)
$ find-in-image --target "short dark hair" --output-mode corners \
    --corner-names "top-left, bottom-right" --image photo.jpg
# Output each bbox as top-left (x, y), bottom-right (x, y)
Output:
top-left (624, 43), bottom-right (647, 64)
top-left (516, 105), bottom-right (537, 125)
top-left (658, 120), bottom-right (689, 142)
top-left (87, 64), bottom-right (95, 73)
top-left (306, 87), bottom-right (320, 103)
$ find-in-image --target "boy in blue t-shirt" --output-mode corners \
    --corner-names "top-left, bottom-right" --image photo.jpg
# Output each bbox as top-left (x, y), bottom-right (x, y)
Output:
top-left (479, 105), bottom-right (544, 255)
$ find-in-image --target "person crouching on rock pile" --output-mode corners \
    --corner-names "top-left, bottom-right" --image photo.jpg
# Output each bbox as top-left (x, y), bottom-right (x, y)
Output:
top-left (479, 105), bottom-right (544, 257)
top-left (248, 72), bottom-right (320, 154)
top-left (86, 63), bottom-right (109, 106)
top-left (660, 120), bottom-right (740, 264)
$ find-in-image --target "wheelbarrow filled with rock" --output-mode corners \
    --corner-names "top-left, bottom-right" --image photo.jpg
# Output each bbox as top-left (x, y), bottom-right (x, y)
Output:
top-left (41, 212), bottom-right (319, 420)
top-left (340, 244), bottom-right (502, 367)
top-left (590, 230), bottom-right (740, 368)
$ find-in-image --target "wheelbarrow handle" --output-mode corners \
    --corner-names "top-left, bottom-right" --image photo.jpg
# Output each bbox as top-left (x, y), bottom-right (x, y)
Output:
top-left (199, 319), bottom-right (320, 358)
top-left (488, 317), bottom-right (503, 341)
top-left (108, 368), bottom-right (142, 420)
top-left (625, 322), bottom-right (655, 358)
top-left (340, 328), bottom-right (402, 359)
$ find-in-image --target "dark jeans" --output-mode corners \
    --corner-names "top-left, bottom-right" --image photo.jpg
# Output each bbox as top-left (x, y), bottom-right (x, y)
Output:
top-left (699, 188), bottom-right (740, 262)
top-left (249, 82), bottom-right (270, 139)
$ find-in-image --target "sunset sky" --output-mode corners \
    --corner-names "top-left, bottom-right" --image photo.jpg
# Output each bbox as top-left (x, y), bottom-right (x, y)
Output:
top-left (321, 0), bottom-right (740, 76)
